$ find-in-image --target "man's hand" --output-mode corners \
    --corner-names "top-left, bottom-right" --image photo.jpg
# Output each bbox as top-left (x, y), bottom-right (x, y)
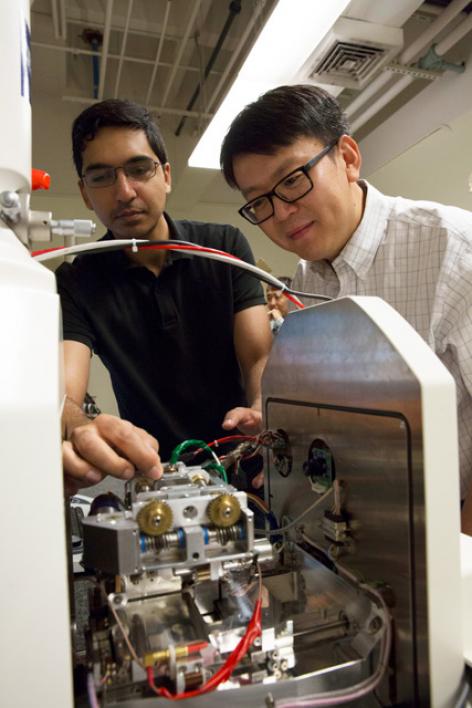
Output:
top-left (222, 406), bottom-right (262, 435)
top-left (268, 307), bottom-right (283, 322)
top-left (63, 413), bottom-right (162, 495)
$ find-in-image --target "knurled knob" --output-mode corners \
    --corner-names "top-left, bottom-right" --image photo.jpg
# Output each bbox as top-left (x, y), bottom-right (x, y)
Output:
top-left (207, 494), bottom-right (241, 528)
top-left (136, 500), bottom-right (173, 536)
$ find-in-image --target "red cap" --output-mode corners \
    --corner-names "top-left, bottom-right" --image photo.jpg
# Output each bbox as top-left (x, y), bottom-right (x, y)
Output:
top-left (32, 169), bottom-right (51, 191)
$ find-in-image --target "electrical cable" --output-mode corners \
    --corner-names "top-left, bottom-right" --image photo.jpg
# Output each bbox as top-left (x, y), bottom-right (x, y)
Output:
top-left (146, 566), bottom-right (263, 700)
top-left (206, 434), bottom-right (257, 448)
top-left (31, 239), bottom-right (333, 304)
top-left (169, 439), bottom-right (228, 482)
top-left (87, 672), bottom-right (100, 708)
top-left (255, 487), bottom-right (333, 537)
top-left (107, 594), bottom-right (144, 668)
top-left (275, 583), bottom-right (391, 707)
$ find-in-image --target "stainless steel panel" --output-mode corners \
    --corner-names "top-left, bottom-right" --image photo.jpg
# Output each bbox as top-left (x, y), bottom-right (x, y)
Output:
top-left (262, 298), bottom-right (428, 706)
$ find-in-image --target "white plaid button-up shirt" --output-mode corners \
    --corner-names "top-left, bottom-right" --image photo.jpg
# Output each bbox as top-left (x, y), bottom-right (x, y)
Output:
top-left (292, 181), bottom-right (472, 497)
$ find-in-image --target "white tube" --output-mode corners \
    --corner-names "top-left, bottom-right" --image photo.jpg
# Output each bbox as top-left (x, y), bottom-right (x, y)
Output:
top-left (113, 0), bottom-right (134, 98)
top-left (145, 0), bottom-right (172, 105)
top-left (346, 0), bottom-right (470, 122)
top-left (97, 0), bottom-right (114, 100)
top-left (32, 239), bottom-right (311, 305)
top-left (161, 1), bottom-right (202, 106)
top-left (350, 74), bottom-right (412, 134)
top-left (400, 0), bottom-right (471, 64)
top-left (435, 10), bottom-right (472, 55)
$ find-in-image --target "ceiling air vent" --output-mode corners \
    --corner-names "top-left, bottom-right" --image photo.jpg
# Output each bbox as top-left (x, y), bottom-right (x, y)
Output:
top-left (296, 18), bottom-right (403, 90)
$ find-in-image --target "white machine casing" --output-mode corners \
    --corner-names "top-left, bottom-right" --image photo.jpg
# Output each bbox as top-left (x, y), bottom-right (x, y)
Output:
top-left (0, 2), bottom-right (73, 706)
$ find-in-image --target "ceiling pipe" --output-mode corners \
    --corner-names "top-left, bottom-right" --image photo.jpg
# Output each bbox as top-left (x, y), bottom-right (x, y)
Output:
top-left (113, 0), bottom-right (134, 98)
top-left (63, 94), bottom-right (213, 120)
top-left (346, 0), bottom-right (471, 119)
top-left (350, 3), bottom-right (472, 134)
top-left (174, 0), bottom-right (242, 137)
top-left (161, 1), bottom-right (202, 107)
top-left (145, 0), bottom-right (172, 106)
top-left (50, 0), bottom-right (66, 40)
top-left (51, 0), bottom-right (60, 40)
top-left (59, 0), bottom-right (66, 39)
top-left (31, 41), bottom-right (222, 75)
top-left (434, 10), bottom-right (472, 55)
top-left (97, 0), bottom-right (114, 100)
top-left (81, 30), bottom-right (103, 99)
top-left (205, 0), bottom-right (267, 114)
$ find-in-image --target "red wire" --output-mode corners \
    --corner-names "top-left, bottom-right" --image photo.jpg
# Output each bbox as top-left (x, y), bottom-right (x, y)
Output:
top-left (31, 241), bottom-right (305, 309)
top-left (284, 291), bottom-right (304, 308)
top-left (32, 246), bottom-right (64, 256)
top-left (146, 595), bottom-right (262, 700)
top-left (186, 641), bottom-right (209, 655)
top-left (139, 243), bottom-right (241, 260)
top-left (206, 434), bottom-right (257, 448)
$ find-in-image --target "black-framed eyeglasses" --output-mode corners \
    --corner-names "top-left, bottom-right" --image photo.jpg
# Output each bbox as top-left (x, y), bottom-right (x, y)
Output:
top-left (81, 156), bottom-right (161, 188)
top-left (238, 140), bottom-right (338, 225)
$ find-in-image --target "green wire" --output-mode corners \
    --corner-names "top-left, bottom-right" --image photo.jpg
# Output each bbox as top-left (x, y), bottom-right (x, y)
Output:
top-left (204, 462), bottom-right (228, 484)
top-left (169, 439), bottom-right (228, 483)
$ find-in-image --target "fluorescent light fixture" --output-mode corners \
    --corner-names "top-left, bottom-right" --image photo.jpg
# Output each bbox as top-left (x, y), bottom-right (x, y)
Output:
top-left (188, 0), bottom-right (351, 169)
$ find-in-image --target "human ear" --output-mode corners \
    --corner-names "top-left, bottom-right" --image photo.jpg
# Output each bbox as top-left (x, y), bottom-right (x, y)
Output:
top-left (337, 134), bottom-right (362, 183)
top-left (162, 162), bottom-right (172, 194)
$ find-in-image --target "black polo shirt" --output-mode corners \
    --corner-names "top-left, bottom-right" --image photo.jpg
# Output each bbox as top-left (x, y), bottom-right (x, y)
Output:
top-left (55, 216), bottom-right (265, 460)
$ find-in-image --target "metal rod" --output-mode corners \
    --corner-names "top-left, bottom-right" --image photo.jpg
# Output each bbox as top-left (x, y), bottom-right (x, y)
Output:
top-left (97, 0), bottom-right (114, 100)
top-left (31, 42), bottom-right (222, 75)
top-left (145, 0), bottom-right (172, 106)
top-left (161, 1), bottom-right (202, 107)
top-left (62, 94), bottom-right (213, 120)
top-left (400, 0), bottom-right (471, 65)
top-left (293, 619), bottom-right (348, 638)
top-left (435, 10), bottom-right (472, 56)
top-left (346, 0), bottom-right (471, 120)
top-left (50, 0), bottom-right (61, 40)
top-left (175, 0), bottom-right (241, 136)
top-left (206, 0), bottom-right (267, 113)
top-left (114, 0), bottom-right (134, 98)
top-left (351, 0), bottom-right (472, 135)
top-left (59, 0), bottom-right (66, 39)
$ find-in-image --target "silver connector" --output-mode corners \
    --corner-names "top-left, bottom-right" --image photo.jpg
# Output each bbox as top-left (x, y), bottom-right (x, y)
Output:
top-left (51, 219), bottom-right (96, 238)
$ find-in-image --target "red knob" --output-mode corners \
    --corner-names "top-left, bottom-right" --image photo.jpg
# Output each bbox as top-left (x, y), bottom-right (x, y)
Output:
top-left (32, 169), bottom-right (51, 191)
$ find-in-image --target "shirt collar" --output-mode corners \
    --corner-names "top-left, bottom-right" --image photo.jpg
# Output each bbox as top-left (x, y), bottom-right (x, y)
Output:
top-left (330, 180), bottom-right (392, 280)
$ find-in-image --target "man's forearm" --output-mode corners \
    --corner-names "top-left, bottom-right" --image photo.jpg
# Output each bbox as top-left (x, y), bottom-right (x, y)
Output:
top-left (243, 355), bottom-right (269, 410)
top-left (62, 395), bottom-right (91, 439)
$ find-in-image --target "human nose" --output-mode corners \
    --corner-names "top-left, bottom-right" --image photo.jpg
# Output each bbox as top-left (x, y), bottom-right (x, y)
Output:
top-left (272, 195), bottom-right (298, 222)
top-left (114, 168), bottom-right (138, 200)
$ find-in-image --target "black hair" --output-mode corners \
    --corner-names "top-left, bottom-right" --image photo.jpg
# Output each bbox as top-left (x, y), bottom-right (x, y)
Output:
top-left (72, 99), bottom-right (168, 176)
top-left (220, 84), bottom-right (351, 188)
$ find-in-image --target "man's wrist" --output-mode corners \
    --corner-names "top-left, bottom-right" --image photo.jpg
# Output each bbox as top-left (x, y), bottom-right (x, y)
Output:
top-left (63, 396), bottom-right (93, 440)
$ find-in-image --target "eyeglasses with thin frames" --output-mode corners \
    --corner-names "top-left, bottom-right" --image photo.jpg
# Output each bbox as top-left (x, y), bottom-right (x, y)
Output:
top-left (238, 140), bottom-right (338, 225)
top-left (81, 156), bottom-right (161, 188)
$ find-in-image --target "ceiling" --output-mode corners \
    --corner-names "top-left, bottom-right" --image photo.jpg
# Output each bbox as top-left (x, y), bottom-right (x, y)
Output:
top-left (30, 0), bottom-right (278, 136)
top-left (29, 0), bottom-right (472, 216)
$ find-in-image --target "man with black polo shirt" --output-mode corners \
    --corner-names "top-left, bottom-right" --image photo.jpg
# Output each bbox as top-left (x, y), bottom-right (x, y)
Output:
top-left (57, 99), bottom-right (271, 495)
